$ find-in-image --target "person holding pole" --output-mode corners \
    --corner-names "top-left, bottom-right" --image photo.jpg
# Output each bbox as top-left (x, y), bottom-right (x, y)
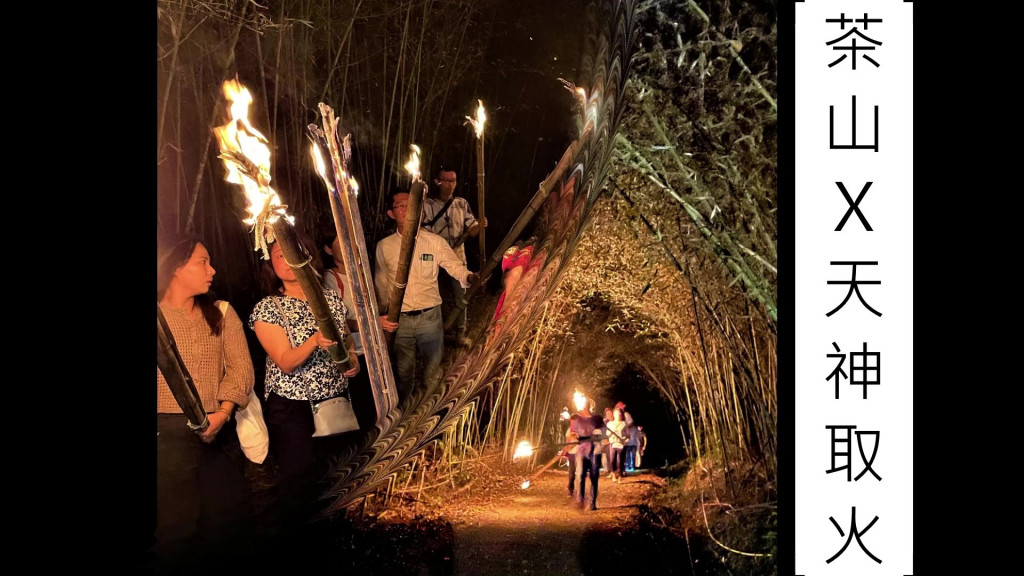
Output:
top-left (249, 232), bottom-right (360, 517)
top-left (376, 189), bottom-right (480, 402)
top-left (421, 166), bottom-right (486, 347)
top-left (571, 397), bottom-right (604, 511)
top-left (156, 233), bottom-right (255, 557)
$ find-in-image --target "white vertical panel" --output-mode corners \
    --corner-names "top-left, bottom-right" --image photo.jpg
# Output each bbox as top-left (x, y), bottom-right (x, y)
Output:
top-left (795, 2), bottom-right (913, 575)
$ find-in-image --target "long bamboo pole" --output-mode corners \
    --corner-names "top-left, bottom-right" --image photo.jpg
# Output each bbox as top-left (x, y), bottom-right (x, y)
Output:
top-left (384, 172), bottom-right (427, 349)
top-left (309, 108), bottom-right (398, 422)
top-left (156, 305), bottom-right (208, 431)
top-left (268, 220), bottom-right (353, 369)
top-left (464, 100), bottom-right (488, 270)
top-left (475, 117), bottom-right (486, 271)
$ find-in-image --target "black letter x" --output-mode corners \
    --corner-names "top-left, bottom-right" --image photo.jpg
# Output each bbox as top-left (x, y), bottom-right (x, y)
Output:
top-left (835, 182), bottom-right (873, 231)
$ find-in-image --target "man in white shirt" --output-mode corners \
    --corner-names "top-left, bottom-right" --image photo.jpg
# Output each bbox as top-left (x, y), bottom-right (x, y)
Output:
top-left (420, 167), bottom-right (486, 346)
top-left (376, 190), bottom-right (479, 401)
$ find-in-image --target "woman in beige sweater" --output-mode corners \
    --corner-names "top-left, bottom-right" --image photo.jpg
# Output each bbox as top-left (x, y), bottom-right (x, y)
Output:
top-left (155, 233), bottom-right (255, 557)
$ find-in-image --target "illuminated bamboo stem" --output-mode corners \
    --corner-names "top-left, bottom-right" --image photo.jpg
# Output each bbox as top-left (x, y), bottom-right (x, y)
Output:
top-left (310, 108), bottom-right (399, 422)
top-left (385, 179), bottom-right (427, 348)
top-left (156, 305), bottom-right (208, 431)
top-left (269, 219), bottom-right (353, 369)
top-left (476, 134), bottom-right (486, 271)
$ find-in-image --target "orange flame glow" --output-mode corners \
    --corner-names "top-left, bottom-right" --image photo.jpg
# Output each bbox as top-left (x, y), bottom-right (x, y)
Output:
top-left (213, 79), bottom-right (289, 251)
top-left (310, 142), bottom-right (361, 198)
top-left (466, 99), bottom-right (486, 138)
top-left (404, 144), bottom-right (422, 181)
top-left (310, 142), bottom-right (334, 193)
top-left (512, 440), bottom-right (534, 460)
top-left (572, 390), bottom-right (587, 412)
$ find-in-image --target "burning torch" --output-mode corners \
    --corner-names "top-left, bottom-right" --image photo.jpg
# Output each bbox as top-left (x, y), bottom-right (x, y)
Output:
top-left (466, 100), bottom-right (487, 271)
top-left (382, 145), bottom-right (428, 349)
top-left (213, 78), bottom-right (353, 370)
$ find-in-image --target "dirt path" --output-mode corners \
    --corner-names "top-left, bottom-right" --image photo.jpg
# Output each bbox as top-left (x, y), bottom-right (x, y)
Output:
top-left (142, 463), bottom-right (695, 576)
top-left (449, 466), bottom-right (672, 576)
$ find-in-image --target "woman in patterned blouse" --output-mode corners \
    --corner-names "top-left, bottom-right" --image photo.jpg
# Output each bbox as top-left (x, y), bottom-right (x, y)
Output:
top-left (248, 235), bottom-right (360, 512)
top-left (156, 233), bottom-right (255, 554)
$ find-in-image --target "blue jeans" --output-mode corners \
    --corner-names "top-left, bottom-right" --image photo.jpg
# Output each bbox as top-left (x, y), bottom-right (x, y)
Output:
top-left (394, 305), bottom-right (444, 401)
top-left (624, 445), bottom-right (637, 471)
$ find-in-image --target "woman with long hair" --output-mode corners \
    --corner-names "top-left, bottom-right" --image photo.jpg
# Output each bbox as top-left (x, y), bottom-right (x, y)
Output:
top-left (248, 233), bottom-right (360, 515)
top-left (155, 232), bottom-right (255, 556)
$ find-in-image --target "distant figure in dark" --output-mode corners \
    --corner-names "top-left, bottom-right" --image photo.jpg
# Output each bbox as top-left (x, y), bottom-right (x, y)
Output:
top-left (624, 420), bottom-right (640, 473)
top-left (570, 397), bottom-right (605, 511)
top-left (564, 413), bottom-right (579, 497)
top-left (605, 407), bottom-right (628, 482)
top-left (635, 426), bottom-right (648, 469)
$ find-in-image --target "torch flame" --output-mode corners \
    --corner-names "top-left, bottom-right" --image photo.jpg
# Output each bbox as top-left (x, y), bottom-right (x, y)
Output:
top-left (213, 78), bottom-right (289, 257)
top-left (559, 80), bottom-right (598, 134)
top-left (311, 142), bottom-right (360, 198)
top-left (521, 480), bottom-right (531, 490)
top-left (512, 440), bottom-right (534, 460)
top-left (310, 143), bottom-right (334, 193)
top-left (572, 390), bottom-right (587, 412)
top-left (466, 99), bottom-right (486, 138)
top-left (404, 144), bottom-right (422, 181)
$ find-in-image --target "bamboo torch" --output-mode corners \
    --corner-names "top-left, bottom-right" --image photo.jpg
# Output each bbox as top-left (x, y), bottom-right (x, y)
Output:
top-left (443, 88), bottom-right (597, 332)
top-left (382, 145), bottom-right (428, 349)
top-left (157, 305), bottom-right (209, 431)
top-left (466, 100), bottom-right (487, 271)
top-left (213, 79), bottom-right (352, 369)
top-left (307, 105), bottom-right (398, 421)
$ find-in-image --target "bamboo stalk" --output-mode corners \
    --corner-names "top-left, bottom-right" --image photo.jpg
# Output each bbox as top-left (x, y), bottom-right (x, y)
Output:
top-left (156, 305), bottom-right (208, 431)
top-left (476, 116), bottom-right (486, 271)
top-left (384, 178), bottom-right (427, 348)
top-left (310, 109), bottom-right (398, 421)
top-left (268, 219), bottom-right (353, 369)
top-left (482, 355), bottom-right (513, 447)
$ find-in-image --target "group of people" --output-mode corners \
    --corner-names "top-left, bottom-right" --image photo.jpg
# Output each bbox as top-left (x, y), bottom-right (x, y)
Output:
top-left (374, 166), bottom-right (485, 401)
top-left (154, 165), bottom-right (489, 558)
top-left (156, 229), bottom-right (360, 557)
top-left (563, 397), bottom-right (647, 511)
